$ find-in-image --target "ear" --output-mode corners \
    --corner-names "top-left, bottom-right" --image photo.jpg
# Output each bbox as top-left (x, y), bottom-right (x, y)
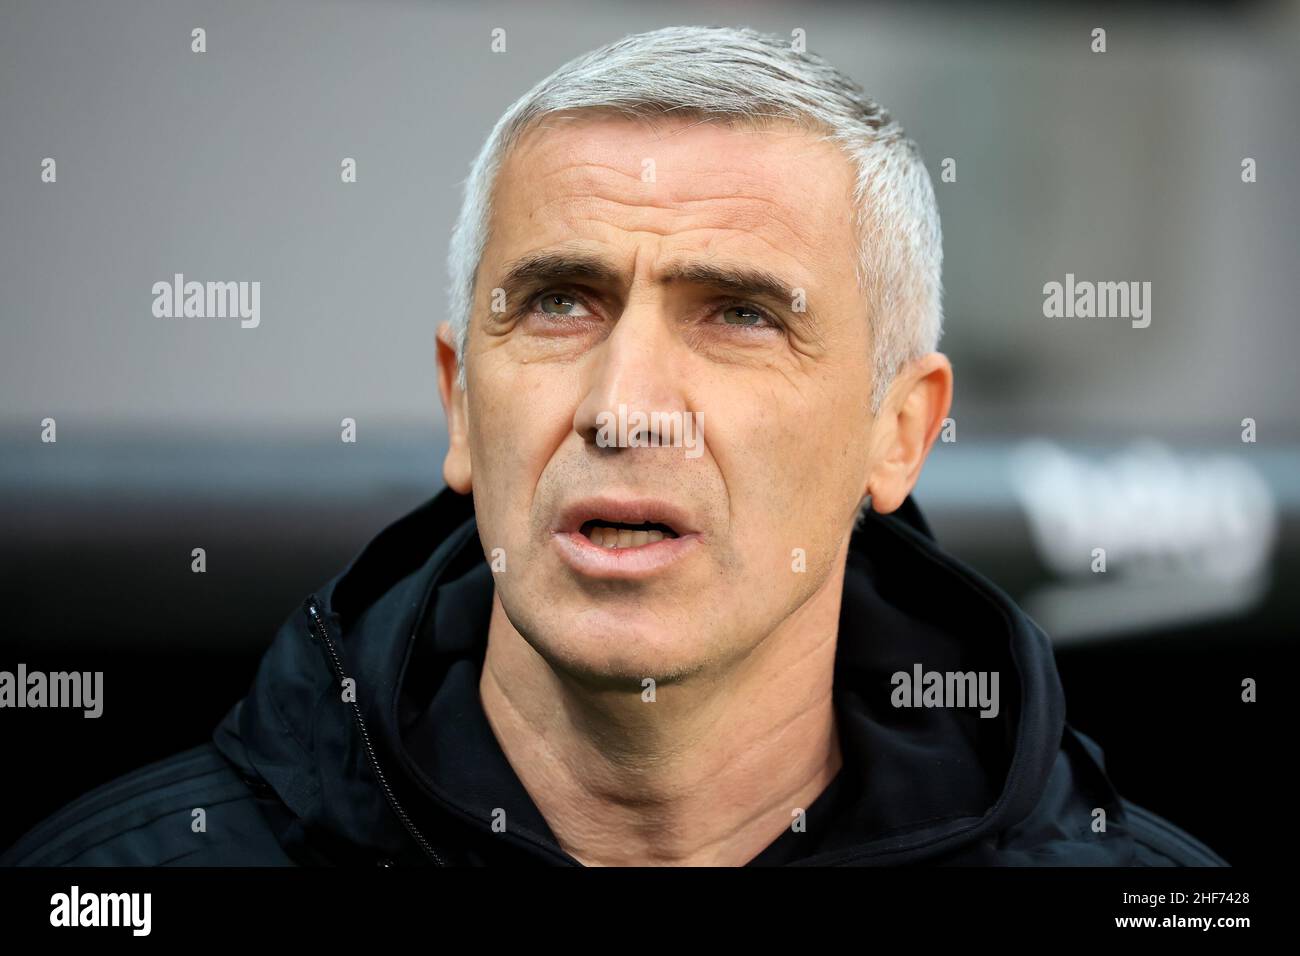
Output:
top-left (436, 321), bottom-right (473, 494)
top-left (863, 352), bottom-right (953, 515)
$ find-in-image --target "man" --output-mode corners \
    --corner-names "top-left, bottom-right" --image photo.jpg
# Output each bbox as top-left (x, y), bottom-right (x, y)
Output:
top-left (3, 25), bottom-right (1224, 867)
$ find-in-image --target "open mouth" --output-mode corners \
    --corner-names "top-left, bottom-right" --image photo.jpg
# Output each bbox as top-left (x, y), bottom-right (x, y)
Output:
top-left (578, 519), bottom-right (680, 549)
top-left (553, 497), bottom-right (700, 578)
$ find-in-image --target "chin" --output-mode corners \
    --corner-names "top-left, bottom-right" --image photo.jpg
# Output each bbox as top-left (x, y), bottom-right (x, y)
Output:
top-left (529, 615), bottom-right (718, 689)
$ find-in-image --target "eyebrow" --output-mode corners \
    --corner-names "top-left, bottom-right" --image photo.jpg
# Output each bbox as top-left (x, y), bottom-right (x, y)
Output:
top-left (659, 261), bottom-right (795, 305)
top-left (498, 251), bottom-right (804, 312)
top-left (498, 251), bottom-right (623, 294)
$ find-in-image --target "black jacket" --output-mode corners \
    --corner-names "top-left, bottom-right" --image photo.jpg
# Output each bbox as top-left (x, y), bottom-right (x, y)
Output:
top-left (2, 488), bottom-right (1228, 866)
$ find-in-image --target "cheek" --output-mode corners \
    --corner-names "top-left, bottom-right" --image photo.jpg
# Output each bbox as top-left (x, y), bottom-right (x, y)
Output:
top-left (467, 379), bottom-right (540, 528)
top-left (467, 366), bottom-right (576, 543)
top-left (709, 385), bottom-right (862, 559)
top-left (722, 384), bottom-right (854, 495)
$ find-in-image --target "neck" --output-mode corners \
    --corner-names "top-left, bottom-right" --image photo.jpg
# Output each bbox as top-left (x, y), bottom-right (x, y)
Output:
top-left (479, 560), bottom-right (847, 867)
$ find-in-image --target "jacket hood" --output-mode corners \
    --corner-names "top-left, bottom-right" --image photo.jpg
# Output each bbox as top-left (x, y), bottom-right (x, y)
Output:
top-left (212, 486), bottom-right (1136, 866)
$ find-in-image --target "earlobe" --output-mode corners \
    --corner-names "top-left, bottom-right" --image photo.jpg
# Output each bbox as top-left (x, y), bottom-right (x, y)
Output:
top-left (865, 464), bottom-right (907, 516)
top-left (864, 353), bottom-right (953, 515)
top-left (443, 438), bottom-right (472, 494)
top-left (861, 423), bottom-right (904, 517)
top-left (436, 322), bottom-right (473, 495)
top-left (442, 387), bottom-right (472, 494)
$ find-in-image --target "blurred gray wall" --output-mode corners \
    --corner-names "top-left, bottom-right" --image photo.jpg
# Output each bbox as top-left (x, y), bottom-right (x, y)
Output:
top-left (2, 0), bottom-right (1298, 439)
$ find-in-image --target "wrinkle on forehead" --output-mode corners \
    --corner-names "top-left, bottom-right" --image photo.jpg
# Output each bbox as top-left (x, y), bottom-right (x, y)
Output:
top-left (490, 114), bottom-right (859, 289)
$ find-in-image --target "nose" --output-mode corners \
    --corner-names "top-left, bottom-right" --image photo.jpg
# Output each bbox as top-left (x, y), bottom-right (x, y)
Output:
top-left (572, 292), bottom-right (690, 452)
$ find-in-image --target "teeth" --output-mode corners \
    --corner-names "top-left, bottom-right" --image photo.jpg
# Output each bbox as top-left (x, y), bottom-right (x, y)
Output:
top-left (586, 524), bottom-right (667, 548)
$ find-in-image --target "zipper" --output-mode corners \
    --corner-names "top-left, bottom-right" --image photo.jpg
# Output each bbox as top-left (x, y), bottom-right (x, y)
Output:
top-left (304, 596), bottom-right (446, 866)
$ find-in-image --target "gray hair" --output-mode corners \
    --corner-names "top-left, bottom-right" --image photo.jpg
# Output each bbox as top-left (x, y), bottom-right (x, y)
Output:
top-left (446, 24), bottom-right (943, 414)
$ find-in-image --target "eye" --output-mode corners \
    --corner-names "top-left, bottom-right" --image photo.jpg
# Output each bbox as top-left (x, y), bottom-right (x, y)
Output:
top-left (531, 290), bottom-right (592, 319)
top-left (714, 303), bottom-right (777, 330)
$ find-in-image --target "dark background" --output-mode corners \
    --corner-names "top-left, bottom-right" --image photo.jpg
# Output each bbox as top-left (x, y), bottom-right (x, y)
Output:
top-left (3, 0), bottom-right (1297, 865)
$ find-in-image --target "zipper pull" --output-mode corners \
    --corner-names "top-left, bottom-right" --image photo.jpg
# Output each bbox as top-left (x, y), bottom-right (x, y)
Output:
top-left (304, 596), bottom-right (325, 630)
top-left (303, 597), bottom-right (346, 682)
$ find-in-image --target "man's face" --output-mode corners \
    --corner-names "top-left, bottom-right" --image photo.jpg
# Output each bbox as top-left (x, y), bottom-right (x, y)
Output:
top-left (449, 113), bottom-right (879, 685)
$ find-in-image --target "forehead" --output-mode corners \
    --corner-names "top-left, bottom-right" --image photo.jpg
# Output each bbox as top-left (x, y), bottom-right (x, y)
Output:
top-left (485, 112), bottom-right (861, 283)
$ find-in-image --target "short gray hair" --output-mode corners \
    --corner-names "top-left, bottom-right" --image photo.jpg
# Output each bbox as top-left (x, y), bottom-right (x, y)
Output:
top-left (446, 24), bottom-right (943, 413)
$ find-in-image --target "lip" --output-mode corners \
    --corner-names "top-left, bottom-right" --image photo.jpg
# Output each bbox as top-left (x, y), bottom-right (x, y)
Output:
top-left (554, 496), bottom-right (699, 537)
top-left (551, 495), bottom-right (703, 580)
